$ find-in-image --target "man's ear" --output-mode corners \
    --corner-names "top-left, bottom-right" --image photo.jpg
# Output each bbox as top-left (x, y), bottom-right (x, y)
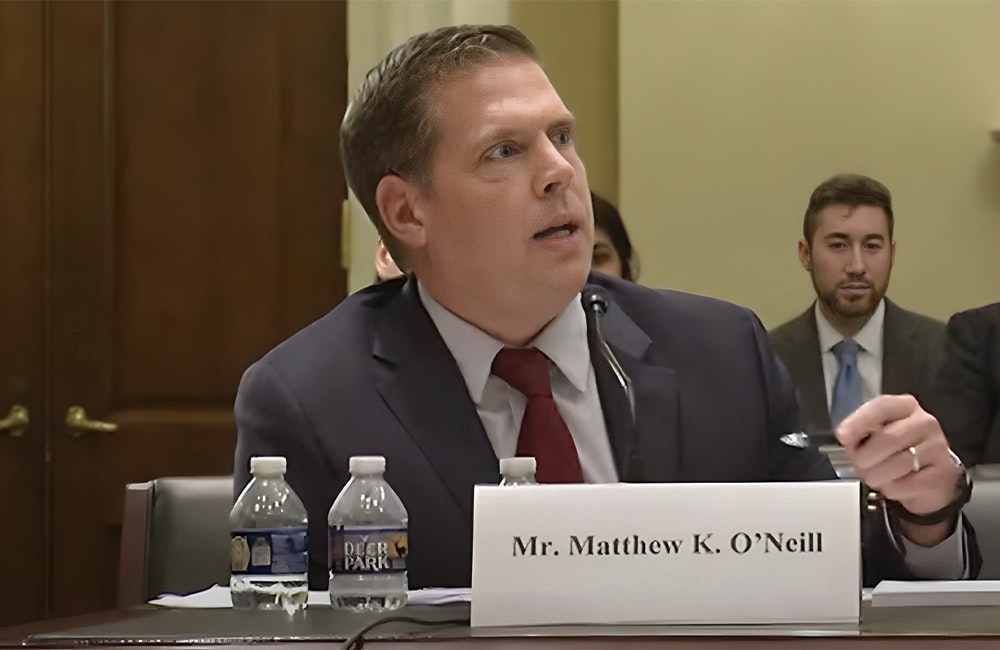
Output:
top-left (797, 239), bottom-right (812, 272)
top-left (375, 174), bottom-right (427, 249)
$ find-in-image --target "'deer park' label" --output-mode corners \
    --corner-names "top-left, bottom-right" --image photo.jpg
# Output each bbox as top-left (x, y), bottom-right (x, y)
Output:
top-left (329, 526), bottom-right (408, 574)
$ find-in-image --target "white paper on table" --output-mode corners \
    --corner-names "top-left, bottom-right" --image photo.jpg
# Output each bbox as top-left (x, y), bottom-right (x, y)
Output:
top-left (149, 584), bottom-right (233, 608)
top-left (871, 580), bottom-right (1000, 607)
top-left (149, 585), bottom-right (471, 608)
top-left (406, 588), bottom-right (471, 605)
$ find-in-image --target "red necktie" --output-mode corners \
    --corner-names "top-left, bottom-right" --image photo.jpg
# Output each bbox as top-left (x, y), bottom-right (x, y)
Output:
top-left (491, 348), bottom-right (584, 483)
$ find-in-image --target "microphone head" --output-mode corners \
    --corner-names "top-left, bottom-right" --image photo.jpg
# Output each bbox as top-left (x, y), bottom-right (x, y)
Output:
top-left (581, 286), bottom-right (609, 314)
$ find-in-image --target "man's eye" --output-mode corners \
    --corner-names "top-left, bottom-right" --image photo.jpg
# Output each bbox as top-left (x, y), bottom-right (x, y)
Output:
top-left (553, 131), bottom-right (571, 145)
top-left (490, 144), bottom-right (515, 159)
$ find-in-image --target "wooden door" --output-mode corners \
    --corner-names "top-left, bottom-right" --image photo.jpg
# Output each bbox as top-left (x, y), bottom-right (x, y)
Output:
top-left (0, 0), bottom-right (347, 622)
top-left (0, 1), bottom-right (48, 628)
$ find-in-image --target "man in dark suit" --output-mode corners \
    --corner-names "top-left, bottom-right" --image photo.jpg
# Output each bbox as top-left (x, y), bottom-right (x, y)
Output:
top-left (234, 26), bottom-right (977, 591)
top-left (770, 174), bottom-right (945, 443)
top-left (929, 302), bottom-right (1000, 466)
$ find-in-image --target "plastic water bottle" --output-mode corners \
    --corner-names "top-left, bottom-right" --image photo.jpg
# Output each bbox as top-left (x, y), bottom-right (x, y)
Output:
top-left (499, 457), bottom-right (537, 486)
top-left (328, 455), bottom-right (408, 612)
top-left (229, 456), bottom-right (308, 613)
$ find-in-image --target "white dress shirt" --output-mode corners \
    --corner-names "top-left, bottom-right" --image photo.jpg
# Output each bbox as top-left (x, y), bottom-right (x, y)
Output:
top-left (815, 299), bottom-right (884, 409)
top-left (417, 283), bottom-right (619, 483)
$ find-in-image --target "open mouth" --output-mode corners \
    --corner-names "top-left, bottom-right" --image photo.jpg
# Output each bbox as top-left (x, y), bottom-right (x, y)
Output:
top-left (533, 223), bottom-right (577, 240)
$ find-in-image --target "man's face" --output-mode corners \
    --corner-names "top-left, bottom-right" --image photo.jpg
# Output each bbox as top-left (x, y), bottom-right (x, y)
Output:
top-left (408, 60), bottom-right (593, 330)
top-left (799, 204), bottom-right (896, 323)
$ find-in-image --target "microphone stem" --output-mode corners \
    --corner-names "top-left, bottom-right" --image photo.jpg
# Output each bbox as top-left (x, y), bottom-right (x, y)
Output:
top-left (592, 314), bottom-right (636, 428)
top-left (588, 305), bottom-right (640, 482)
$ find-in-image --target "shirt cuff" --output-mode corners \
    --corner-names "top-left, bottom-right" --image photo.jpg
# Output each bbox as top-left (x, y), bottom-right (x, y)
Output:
top-left (896, 513), bottom-right (969, 580)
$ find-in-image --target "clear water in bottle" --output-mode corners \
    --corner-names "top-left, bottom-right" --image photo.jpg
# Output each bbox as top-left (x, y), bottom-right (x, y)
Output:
top-left (230, 456), bottom-right (309, 614)
top-left (328, 455), bottom-right (409, 612)
top-left (499, 456), bottom-right (537, 486)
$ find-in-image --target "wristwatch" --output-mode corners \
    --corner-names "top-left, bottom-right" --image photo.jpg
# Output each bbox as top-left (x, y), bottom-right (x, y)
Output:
top-left (885, 452), bottom-right (973, 526)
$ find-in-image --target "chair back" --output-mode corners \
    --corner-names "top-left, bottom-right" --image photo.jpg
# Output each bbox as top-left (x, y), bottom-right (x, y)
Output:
top-left (118, 476), bottom-right (234, 606)
top-left (967, 465), bottom-right (1000, 580)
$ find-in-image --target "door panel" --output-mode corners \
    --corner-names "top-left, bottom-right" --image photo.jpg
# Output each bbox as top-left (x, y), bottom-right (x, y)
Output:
top-left (0, 0), bottom-right (48, 628)
top-left (44, 0), bottom-right (348, 617)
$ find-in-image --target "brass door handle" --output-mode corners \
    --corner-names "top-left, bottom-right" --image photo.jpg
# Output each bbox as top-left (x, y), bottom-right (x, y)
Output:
top-left (66, 406), bottom-right (118, 436)
top-left (0, 405), bottom-right (29, 438)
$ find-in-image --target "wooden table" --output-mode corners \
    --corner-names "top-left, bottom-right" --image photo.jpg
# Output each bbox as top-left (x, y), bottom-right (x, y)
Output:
top-left (3, 602), bottom-right (1000, 649)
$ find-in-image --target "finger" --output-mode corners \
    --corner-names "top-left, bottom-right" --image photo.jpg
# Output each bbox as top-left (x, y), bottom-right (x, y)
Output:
top-left (836, 394), bottom-right (920, 449)
top-left (861, 445), bottom-right (923, 491)
top-left (845, 414), bottom-right (929, 473)
top-left (873, 463), bottom-right (957, 514)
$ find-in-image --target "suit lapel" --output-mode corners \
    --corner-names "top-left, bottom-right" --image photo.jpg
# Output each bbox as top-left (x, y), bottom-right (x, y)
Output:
top-left (881, 299), bottom-right (917, 395)
top-left (783, 308), bottom-right (833, 435)
top-left (372, 278), bottom-right (498, 519)
top-left (595, 289), bottom-right (681, 483)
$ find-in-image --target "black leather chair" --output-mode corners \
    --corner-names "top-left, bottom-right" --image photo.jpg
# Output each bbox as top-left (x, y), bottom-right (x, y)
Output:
top-left (118, 476), bottom-right (234, 606)
top-left (967, 465), bottom-right (1000, 580)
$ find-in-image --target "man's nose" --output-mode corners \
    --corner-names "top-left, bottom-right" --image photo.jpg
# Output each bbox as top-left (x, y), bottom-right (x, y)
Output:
top-left (845, 246), bottom-right (866, 275)
top-left (534, 139), bottom-right (575, 197)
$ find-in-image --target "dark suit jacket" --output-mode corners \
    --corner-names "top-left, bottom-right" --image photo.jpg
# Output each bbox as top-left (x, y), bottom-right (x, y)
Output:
top-left (928, 302), bottom-right (1000, 466)
top-left (234, 276), bottom-right (977, 589)
top-left (768, 299), bottom-right (946, 442)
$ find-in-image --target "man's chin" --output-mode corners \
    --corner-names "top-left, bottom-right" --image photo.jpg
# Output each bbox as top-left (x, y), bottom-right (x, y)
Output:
top-left (830, 297), bottom-right (878, 321)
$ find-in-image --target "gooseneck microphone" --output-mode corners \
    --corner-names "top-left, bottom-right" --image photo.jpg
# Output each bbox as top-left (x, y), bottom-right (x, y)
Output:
top-left (581, 287), bottom-right (643, 482)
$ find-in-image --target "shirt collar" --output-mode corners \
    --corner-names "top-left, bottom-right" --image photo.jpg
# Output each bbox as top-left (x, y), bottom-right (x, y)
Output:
top-left (417, 282), bottom-right (591, 403)
top-left (814, 298), bottom-right (885, 359)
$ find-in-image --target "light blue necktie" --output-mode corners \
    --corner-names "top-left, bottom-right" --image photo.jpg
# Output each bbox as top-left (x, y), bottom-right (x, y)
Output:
top-left (829, 339), bottom-right (863, 426)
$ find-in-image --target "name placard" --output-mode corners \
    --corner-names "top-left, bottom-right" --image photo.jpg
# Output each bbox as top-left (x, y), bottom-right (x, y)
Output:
top-left (471, 481), bottom-right (859, 627)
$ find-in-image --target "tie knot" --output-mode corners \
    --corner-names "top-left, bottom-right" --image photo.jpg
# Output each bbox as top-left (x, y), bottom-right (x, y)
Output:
top-left (491, 348), bottom-right (552, 398)
top-left (832, 339), bottom-right (861, 364)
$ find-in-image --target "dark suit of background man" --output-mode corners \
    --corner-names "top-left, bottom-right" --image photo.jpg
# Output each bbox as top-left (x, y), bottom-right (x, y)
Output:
top-left (770, 174), bottom-right (945, 443)
top-left (233, 27), bottom-right (978, 592)
top-left (929, 302), bottom-right (1000, 466)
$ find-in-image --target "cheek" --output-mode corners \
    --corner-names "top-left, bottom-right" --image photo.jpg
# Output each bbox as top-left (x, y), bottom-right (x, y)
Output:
top-left (874, 256), bottom-right (894, 277)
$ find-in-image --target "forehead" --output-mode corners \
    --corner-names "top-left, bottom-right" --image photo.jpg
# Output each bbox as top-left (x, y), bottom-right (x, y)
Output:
top-left (425, 59), bottom-right (570, 144)
top-left (815, 203), bottom-right (890, 237)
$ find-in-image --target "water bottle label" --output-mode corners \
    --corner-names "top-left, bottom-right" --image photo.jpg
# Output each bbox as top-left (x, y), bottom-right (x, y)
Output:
top-left (230, 528), bottom-right (308, 575)
top-left (329, 526), bottom-right (408, 575)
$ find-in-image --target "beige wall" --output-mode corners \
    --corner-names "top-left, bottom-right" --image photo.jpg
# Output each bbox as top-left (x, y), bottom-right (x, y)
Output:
top-left (621, 0), bottom-right (1000, 327)
top-left (345, 0), bottom-right (618, 292)
top-left (510, 0), bottom-right (619, 204)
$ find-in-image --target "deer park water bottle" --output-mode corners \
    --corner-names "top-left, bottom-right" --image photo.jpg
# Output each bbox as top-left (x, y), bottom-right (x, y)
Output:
top-left (229, 456), bottom-right (309, 613)
top-left (328, 455), bottom-right (409, 612)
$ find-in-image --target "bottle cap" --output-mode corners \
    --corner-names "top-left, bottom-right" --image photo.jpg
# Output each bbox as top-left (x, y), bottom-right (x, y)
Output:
top-left (499, 456), bottom-right (536, 477)
top-left (349, 455), bottom-right (386, 474)
top-left (250, 456), bottom-right (287, 476)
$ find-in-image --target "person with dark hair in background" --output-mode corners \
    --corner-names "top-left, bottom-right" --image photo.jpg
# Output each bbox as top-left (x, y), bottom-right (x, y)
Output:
top-left (929, 302), bottom-right (1000, 467)
top-left (591, 192), bottom-right (637, 281)
top-left (770, 174), bottom-right (946, 443)
top-left (234, 27), bottom-right (978, 591)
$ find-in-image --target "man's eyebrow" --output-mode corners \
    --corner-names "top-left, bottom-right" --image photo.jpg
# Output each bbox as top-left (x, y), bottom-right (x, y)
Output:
top-left (548, 115), bottom-right (576, 131)
top-left (472, 114), bottom-right (576, 151)
top-left (476, 127), bottom-right (519, 146)
top-left (822, 232), bottom-right (886, 241)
